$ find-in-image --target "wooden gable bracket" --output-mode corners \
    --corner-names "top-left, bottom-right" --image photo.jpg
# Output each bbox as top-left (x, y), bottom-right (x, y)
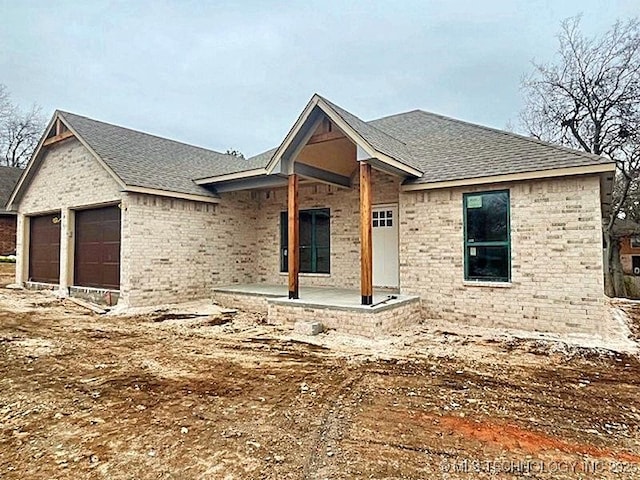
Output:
top-left (43, 118), bottom-right (74, 146)
top-left (306, 129), bottom-right (345, 145)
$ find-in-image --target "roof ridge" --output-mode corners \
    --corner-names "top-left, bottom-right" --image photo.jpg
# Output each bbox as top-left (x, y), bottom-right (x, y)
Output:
top-left (57, 110), bottom-right (235, 160)
top-left (410, 109), bottom-right (606, 163)
top-left (367, 109), bottom-right (423, 123)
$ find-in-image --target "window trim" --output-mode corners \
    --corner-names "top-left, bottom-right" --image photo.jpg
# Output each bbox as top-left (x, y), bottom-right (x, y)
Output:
top-left (280, 208), bottom-right (330, 274)
top-left (463, 190), bottom-right (511, 283)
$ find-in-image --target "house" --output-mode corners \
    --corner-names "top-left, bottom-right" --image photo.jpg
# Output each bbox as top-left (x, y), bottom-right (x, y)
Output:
top-left (610, 219), bottom-right (640, 299)
top-left (613, 220), bottom-right (640, 276)
top-left (5, 94), bottom-right (619, 337)
top-left (0, 166), bottom-right (24, 255)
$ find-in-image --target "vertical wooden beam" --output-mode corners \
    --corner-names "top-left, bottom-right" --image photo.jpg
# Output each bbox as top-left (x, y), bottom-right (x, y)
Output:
top-left (360, 162), bottom-right (373, 305)
top-left (288, 174), bottom-right (299, 299)
top-left (55, 119), bottom-right (62, 136)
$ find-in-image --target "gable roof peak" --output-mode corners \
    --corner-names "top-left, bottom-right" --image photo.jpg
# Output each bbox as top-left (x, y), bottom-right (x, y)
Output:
top-left (57, 110), bottom-right (235, 158)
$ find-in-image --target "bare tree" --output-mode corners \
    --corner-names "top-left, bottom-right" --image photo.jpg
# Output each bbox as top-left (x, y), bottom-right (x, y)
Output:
top-left (225, 148), bottom-right (245, 159)
top-left (0, 84), bottom-right (45, 168)
top-left (520, 16), bottom-right (640, 297)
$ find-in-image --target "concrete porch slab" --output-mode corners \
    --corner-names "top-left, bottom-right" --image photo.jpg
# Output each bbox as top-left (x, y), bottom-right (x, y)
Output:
top-left (212, 284), bottom-right (423, 338)
top-left (213, 284), bottom-right (412, 311)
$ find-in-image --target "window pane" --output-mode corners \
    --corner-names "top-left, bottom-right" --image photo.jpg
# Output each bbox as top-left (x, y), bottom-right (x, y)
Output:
top-left (300, 246), bottom-right (312, 273)
top-left (280, 212), bottom-right (287, 248)
top-left (466, 191), bottom-right (508, 243)
top-left (633, 256), bottom-right (640, 276)
top-left (467, 245), bottom-right (509, 281)
top-left (300, 211), bottom-right (313, 247)
top-left (316, 247), bottom-right (330, 273)
top-left (315, 210), bottom-right (330, 247)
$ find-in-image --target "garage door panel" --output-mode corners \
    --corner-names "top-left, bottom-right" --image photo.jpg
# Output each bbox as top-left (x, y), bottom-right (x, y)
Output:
top-left (100, 265), bottom-right (120, 286)
top-left (77, 225), bottom-right (102, 243)
top-left (102, 244), bottom-right (120, 262)
top-left (102, 226), bottom-right (121, 242)
top-left (74, 206), bottom-right (121, 289)
top-left (29, 213), bottom-right (61, 284)
top-left (76, 243), bottom-right (103, 261)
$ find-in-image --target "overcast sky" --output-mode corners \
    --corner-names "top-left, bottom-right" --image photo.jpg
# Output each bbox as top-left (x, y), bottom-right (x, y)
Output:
top-left (0, 0), bottom-right (637, 157)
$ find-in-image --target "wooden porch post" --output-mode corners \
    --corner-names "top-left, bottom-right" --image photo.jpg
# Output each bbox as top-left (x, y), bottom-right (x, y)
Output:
top-left (360, 162), bottom-right (373, 305)
top-left (288, 174), bottom-right (299, 299)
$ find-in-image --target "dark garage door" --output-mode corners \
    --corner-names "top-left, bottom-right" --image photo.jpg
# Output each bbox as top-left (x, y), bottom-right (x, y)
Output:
top-left (29, 213), bottom-right (61, 283)
top-left (74, 205), bottom-right (121, 289)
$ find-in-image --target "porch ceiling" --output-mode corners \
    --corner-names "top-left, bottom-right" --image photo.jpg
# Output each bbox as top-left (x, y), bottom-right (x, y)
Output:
top-left (297, 137), bottom-right (358, 178)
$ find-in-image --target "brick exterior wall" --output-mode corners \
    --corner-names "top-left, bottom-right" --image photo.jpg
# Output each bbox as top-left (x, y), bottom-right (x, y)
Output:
top-left (213, 291), bottom-right (270, 314)
top-left (0, 215), bottom-right (17, 255)
top-left (18, 139), bottom-right (122, 214)
top-left (267, 298), bottom-right (422, 338)
top-left (15, 139), bottom-right (123, 289)
top-left (119, 191), bottom-right (258, 307)
top-left (253, 169), bottom-right (400, 288)
top-left (399, 175), bottom-right (606, 336)
top-left (12, 136), bottom-right (613, 338)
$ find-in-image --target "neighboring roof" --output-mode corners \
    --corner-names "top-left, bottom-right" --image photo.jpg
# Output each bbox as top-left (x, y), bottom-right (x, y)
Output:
top-left (58, 111), bottom-right (253, 198)
top-left (0, 166), bottom-right (23, 214)
top-left (369, 110), bottom-right (613, 185)
top-left (612, 219), bottom-right (640, 238)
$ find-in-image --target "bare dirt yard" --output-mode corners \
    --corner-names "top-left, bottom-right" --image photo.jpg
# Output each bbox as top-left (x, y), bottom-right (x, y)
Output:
top-left (2, 262), bottom-right (640, 479)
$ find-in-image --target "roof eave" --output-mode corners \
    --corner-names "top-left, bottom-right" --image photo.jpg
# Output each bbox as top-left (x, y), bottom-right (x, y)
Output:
top-left (401, 162), bottom-right (616, 191)
top-left (194, 168), bottom-right (269, 185)
top-left (122, 186), bottom-right (220, 203)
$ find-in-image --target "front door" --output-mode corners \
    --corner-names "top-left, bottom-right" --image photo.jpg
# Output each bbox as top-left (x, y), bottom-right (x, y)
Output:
top-left (372, 205), bottom-right (399, 288)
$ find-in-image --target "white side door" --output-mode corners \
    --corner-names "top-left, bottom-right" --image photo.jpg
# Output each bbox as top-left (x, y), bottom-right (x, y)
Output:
top-left (372, 205), bottom-right (399, 288)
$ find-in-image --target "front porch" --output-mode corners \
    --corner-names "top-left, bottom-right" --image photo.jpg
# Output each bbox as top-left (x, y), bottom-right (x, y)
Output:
top-left (212, 284), bottom-right (421, 337)
top-left (198, 95), bottom-right (422, 313)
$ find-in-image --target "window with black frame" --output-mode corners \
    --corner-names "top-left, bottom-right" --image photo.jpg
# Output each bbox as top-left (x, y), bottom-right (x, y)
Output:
top-left (280, 208), bottom-right (330, 274)
top-left (463, 190), bottom-right (510, 282)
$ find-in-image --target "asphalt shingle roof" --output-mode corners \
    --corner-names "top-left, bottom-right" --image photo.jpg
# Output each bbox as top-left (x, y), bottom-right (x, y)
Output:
top-left (368, 110), bottom-right (612, 184)
top-left (55, 97), bottom-right (612, 196)
top-left (59, 111), bottom-right (254, 197)
top-left (243, 101), bottom-right (611, 185)
top-left (0, 166), bottom-right (23, 213)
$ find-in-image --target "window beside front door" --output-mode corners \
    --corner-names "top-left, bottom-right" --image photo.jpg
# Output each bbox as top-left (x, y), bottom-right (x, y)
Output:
top-left (463, 190), bottom-right (511, 282)
top-left (280, 208), bottom-right (330, 274)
